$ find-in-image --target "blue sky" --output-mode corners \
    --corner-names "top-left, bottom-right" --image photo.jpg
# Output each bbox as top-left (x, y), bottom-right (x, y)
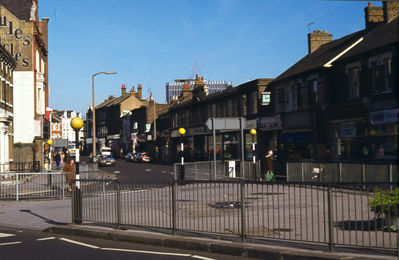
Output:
top-left (38, 0), bottom-right (380, 115)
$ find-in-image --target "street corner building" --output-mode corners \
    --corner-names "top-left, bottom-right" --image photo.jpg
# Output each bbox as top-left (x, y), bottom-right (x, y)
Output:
top-left (0, 0), bottom-right (50, 168)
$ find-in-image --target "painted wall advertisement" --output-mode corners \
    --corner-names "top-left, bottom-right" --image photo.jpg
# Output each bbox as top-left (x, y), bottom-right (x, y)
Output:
top-left (0, 6), bottom-right (33, 70)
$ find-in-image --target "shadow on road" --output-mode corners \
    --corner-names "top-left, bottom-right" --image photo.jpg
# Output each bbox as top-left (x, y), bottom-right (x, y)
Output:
top-left (20, 209), bottom-right (69, 226)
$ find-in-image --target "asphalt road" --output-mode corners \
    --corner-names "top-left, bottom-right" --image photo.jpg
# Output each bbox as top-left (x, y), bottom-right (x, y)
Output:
top-left (97, 158), bottom-right (175, 182)
top-left (0, 226), bottom-right (250, 260)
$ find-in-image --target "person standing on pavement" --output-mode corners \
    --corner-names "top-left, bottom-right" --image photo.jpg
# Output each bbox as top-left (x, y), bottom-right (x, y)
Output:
top-left (63, 157), bottom-right (75, 192)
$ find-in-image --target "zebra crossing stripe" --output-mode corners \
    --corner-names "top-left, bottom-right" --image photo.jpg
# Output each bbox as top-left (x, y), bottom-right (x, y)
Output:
top-left (0, 233), bottom-right (15, 238)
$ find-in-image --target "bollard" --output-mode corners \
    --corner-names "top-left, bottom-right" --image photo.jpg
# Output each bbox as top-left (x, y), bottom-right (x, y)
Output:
top-left (72, 184), bottom-right (82, 224)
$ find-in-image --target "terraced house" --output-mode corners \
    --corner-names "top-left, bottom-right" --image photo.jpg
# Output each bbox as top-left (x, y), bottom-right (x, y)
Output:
top-left (0, 43), bottom-right (16, 170)
top-left (0, 0), bottom-right (50, 166)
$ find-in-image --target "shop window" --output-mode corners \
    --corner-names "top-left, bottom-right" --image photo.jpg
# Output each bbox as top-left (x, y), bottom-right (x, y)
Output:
top-left (223, 133), bottom-right (239, 160)
top-left (207, 135), bottom-right (222, 160)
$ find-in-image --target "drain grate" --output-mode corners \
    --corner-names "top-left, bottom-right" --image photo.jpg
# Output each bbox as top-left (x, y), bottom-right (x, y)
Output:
top-left (209, 201), bottom-right (250, 209)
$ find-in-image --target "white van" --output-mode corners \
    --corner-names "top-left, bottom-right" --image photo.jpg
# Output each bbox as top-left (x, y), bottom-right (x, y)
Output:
top-left (101, 147), bottom-right (112, 156)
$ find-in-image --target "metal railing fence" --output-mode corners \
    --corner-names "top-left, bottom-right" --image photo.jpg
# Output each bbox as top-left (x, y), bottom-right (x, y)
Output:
top-left (0, 161), bottom-right (40, 173)
top-left (287, 162), bottom-right (397, 183)
top-left (0, 171), bottom-right (104, 201)
top-left (73, 180), bottom-right (399, 253)
top-left (174, 160), bottom-right (262, 181)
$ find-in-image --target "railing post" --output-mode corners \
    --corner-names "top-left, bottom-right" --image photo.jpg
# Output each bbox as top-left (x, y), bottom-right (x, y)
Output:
top-left (301, 162), bottom-right (304, 182)
top-left (327, 185), bottom-right (334, 251)
top-left (116, 181), bottom-right (121, 229)
top-left (172, 182), bottom-right (177, 234)
top-left (240, 181), bottom-right (246, 242)
top-left (339, 162), bottom-right (343, 182)
top-left (62, 172), bottom-right (65, 200)
top-left (362, 164), bottom-right (366, 183)
top-left (16, 173), bottom-right (19, 201)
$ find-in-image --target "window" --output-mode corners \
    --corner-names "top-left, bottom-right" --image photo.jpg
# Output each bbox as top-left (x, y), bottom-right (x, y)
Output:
top-left (241, 95), bottom-right (247, 116)
top-left (309, 80), bottom-right (318, 105)
top-left (296, 86), bottom-right (302, 108)
top-left (348, 67), bottom-right (360, 98)
top-left (370, 61), bottom-right (378, 93)
top-left (252, 92), bottom-right (258, 114)
top-left (383, 57), bottom-right (392, 92)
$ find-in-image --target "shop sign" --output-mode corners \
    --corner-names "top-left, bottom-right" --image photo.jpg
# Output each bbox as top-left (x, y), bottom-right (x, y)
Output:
top-left (258, 115), bottom-right (282, 130)
top-left (0, 6), bottom-right (33, 70)
top-left (245, 119), bottom-right (257, 129)
top-left (341, 122), bottom-right (356, 137)
top-left (188, 127), bottom-right (205, 135)
top-left (370, 108), bottom-right (399, 125)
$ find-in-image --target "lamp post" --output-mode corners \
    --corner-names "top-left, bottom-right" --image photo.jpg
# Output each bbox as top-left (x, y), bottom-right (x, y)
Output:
top-left (71, 117), bottom-right (84, 224)
top-left (250, 129), bottom-right (257, 181)
top-left (46, 139), bottom-right (53, 186)
top-left (92, 71), bottom-right (117, 162)
top-left (178, 127), bottom-right (185, 180)
top-left (47, 139), bottom-right (52, 171)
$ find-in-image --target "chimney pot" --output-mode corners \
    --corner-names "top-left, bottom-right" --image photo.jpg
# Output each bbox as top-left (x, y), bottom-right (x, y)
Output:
top-left (307, 30), bottom-right (332, 54)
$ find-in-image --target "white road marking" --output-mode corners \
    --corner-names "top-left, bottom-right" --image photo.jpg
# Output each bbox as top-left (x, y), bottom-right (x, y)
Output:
top-left (59, 238), bottom-right (100, 249)
top-left (101, 247), bottom-right (191, 257)
top-left (0, 233), bottom-right (15, 238)
top-left (36, 237), bottom-right (56, 241)
top-left (0, 241), bottom-right (22, 246)
top-left (145, 169), bottom-right (152, 172)
top-left (192, 255), bottom-right (216, 260)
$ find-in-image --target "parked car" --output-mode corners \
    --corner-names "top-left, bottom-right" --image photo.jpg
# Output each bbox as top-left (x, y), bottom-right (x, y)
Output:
top-left (125, 152), bottom-right (139, 162)
top-left (140, 152), bottom-right (152, 163)
top-left (98, 155), bottom-right (116, 167)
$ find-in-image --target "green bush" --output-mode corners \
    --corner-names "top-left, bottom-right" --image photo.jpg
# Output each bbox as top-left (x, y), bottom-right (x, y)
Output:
top-left (369, 188), bottom-right (399, 218)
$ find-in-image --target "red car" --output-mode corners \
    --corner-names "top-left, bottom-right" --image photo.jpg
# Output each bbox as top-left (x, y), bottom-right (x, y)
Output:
top-left (140, 152), bottom-right (151, 162)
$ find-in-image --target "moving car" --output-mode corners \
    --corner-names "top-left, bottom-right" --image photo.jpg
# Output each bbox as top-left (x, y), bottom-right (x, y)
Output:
top-left (98, 155), bottom-right (116, 167)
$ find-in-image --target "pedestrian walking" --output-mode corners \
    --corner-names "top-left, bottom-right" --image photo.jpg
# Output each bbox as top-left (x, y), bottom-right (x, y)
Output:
top-left (262, 150), bottom-right (275, 181)
top-left (54, 152), bottom-right (61, 169)
top-left (63, 157), bottom-right (75, 192)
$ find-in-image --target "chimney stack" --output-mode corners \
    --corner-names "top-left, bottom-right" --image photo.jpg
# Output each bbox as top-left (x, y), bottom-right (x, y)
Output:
top-left (383, 1), bottom-right (399, 23)
top-left (307, 30), bottom-right (332, 54)
top-left (137, 84), bottom-right (142, 99)
top-left (121, 84), bottom-right (126, 96)
top-left (130, 86), bottom-right (135, 95)
top-left (365, 2), bottom-right (384, 30)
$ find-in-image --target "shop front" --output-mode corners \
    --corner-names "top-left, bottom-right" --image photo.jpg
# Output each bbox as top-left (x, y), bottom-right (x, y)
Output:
top-left (369, 108), bottom-right (398, 160)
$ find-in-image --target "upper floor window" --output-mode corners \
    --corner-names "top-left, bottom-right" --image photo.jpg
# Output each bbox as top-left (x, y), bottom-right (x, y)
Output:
top-left (309, 80), bottom-right (318, 105)
top-left (369, 53), bottom-right (392, 94)
top-left (347, 66), bottom-right (360, 99)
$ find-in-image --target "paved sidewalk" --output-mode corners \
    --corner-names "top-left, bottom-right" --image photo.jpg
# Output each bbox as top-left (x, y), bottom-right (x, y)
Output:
top-left (0, 199), bottom-right (71, 230)
top-left (0, 199), bottom-right (397, 260)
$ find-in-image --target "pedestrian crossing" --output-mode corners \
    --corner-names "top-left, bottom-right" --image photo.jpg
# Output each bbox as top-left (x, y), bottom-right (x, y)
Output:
top-left (0, 232), bottom-right (15, 238)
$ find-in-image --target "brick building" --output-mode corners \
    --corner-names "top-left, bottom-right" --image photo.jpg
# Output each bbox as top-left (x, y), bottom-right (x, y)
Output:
top-left (269, 1), bottom-right (398, 162)
top-left (0, 43), bottom-right (16, 170)
top-left (0, 0), bottom-right (50, 166)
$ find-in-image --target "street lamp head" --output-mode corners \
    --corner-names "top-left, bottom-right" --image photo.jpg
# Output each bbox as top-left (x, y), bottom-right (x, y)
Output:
top-left (250, 129), bottom-right (257, 136)
top-left (47, 139), bottom-right (53, 145)
top-left (105, 72), bottom-right (117, 75)
top-left (71, 117), bottom-right (84, 131)
top-left (178, 128), bottom-right (186, 135)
